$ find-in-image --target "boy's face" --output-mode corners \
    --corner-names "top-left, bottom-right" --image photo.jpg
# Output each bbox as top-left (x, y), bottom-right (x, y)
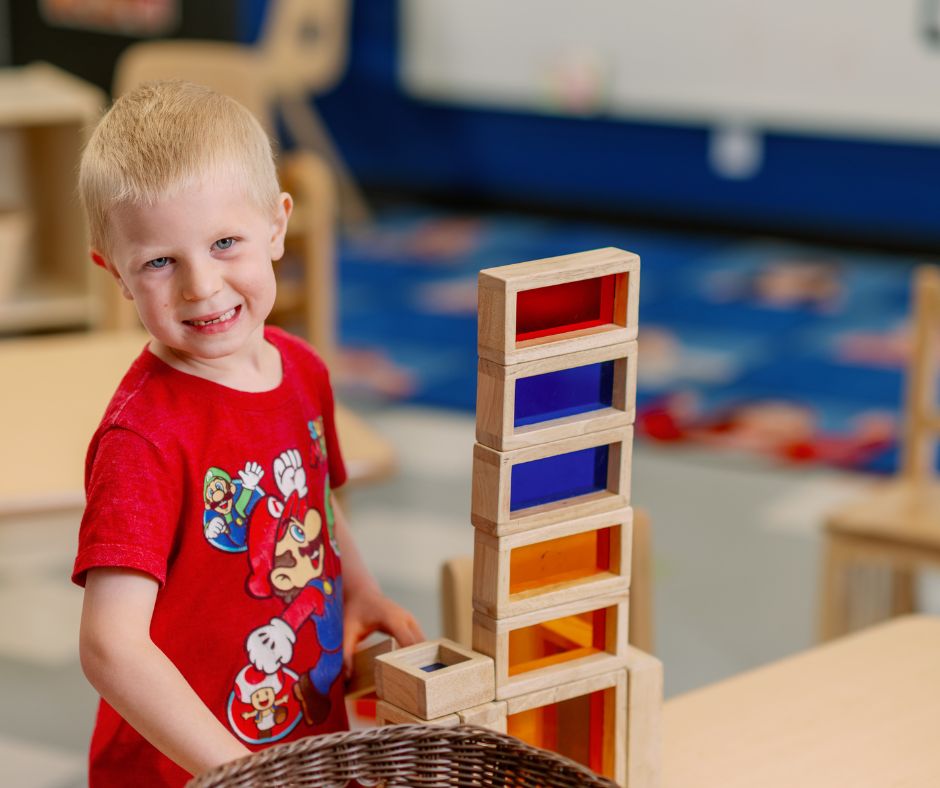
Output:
top-left (96, 170), bottom-right (291, 366)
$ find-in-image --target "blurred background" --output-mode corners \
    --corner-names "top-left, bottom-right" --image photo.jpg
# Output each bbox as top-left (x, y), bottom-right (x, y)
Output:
top-left (3, 1), bottom-right (940, 785)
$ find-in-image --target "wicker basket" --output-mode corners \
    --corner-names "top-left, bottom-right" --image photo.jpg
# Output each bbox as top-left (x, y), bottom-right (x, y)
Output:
top-left (187, 723), bottom-right (620, 787)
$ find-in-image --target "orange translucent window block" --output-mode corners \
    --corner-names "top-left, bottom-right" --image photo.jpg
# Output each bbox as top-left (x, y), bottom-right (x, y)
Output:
top-left (507, 687), bottom-right (616, 779)
top-left (508, 526), bottom-right (619, 598)
top-left (507, 608), bottom-right (609, 677)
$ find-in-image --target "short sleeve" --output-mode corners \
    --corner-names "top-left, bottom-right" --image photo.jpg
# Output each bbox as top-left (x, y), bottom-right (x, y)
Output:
top-left (72, 427), bottom-right (182, 587)
top-left (316, 364), bottom-right (348, 490)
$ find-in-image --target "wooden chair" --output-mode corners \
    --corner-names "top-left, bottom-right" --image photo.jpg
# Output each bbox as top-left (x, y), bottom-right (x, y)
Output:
top-left (112, 0), bottom-right (367, 228)
top-left (819, 265), bottom-right (940, 640)
top-left (441, 508), bottom-right (655, 654)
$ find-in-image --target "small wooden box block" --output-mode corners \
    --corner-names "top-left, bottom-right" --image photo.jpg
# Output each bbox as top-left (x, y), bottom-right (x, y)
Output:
top-left (345, 636), bottom-right (395, 700)
top-left (458, 701), bottom-right (508, 733)
top-left (376, 700), bottom-right (460, 727)
top-left (476, 341), bottom-right (638, 452)
top-left (473, 507), bottom-right (633, 619)
top-left (472, 592), bottom-right (629, 701)
top-left (374, 638), bottom-right (495, 720)
top-left (478, 247), bottom-right (640, 366)
top-left (471, 426), bottom-right (633, 537)
top-left (506, 669), bottom-right (626, 786)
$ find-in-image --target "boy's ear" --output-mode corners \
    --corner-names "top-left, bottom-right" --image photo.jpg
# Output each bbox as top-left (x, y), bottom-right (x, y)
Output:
top-left (269, 192), bottom-right (294, 262)
top-left (91, 249), bottom-right (134, 301)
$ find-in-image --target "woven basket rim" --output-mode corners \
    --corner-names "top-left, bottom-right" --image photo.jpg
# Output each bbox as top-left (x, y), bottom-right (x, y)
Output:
top-left (187, 723), bottom-right (620, 787)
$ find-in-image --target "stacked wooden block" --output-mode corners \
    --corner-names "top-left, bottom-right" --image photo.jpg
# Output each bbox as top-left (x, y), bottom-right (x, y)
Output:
top-left (374, 249), bottom-right (660, 786)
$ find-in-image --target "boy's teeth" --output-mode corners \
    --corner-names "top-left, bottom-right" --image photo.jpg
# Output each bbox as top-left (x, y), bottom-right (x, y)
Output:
top-left (190, 308), bottom-right (236, 326)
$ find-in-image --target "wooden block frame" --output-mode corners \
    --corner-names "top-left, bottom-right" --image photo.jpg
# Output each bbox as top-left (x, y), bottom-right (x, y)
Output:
top-left (345, 636), bottom-right (395, 700)
top-left (473, 507), bottom-right (633, 619)
top-left (472, 592), bottom-right (629, 700)
top-left (376, 700), bottom-right (460, 727)
top-left (624, 647), bottom-right (663, 788)
top-left (471, 426), bottom-right (633, 537)
top-left (505, 669), bottom-right (626, 786)
top-left (374, 638), bottom-right (495, 720)
top-left (458, 701), bottom-right (508, 733)
top-left (476, 341), bottom-right (638, 451)
top-left (478, 247), bottom-right (640, 366)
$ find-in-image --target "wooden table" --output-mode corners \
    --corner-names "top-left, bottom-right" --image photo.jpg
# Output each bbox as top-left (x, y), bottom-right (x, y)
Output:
top-left (663, 615), bottom-right (940, 787)
top-left (0, 330), bottom-right (396, 517)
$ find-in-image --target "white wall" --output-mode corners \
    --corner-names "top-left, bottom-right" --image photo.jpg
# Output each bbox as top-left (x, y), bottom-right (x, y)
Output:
top-left (402, 0), bottom-right (940, 142)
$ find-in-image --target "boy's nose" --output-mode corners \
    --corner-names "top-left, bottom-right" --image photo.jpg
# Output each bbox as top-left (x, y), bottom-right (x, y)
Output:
top-left (180, 260), bottom-right (223, 302)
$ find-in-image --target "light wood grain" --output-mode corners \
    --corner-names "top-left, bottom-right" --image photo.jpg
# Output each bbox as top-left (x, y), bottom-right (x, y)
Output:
top-left (624, 647), bottom-right (662, 788)
top-left (505, 668), bottom-right (627, 786)
top-left (477, 248), bottom-right (639, 365)
top-left (471, 427), bottom-right (633, 536)
top-left (0, 64), bottom-right (104, 334)
top-left (457, 701), bottom-right (508, 733)
top-left (375, 700), bottom-right (460, 727)
top-left (476, 341), bottom-right (637, 451)
top-left (472, 508), bottom-right (632, 618)
top-left (818, 267), bottom-right (940, 639)
top-left (345, 636), bottom-right (395, 700)
top-left (664, 616), bottom-right (940, 788)
top-left (374, 639), bottom-right (495, 720)
top-left (473, 595), bottom-right (629, 701)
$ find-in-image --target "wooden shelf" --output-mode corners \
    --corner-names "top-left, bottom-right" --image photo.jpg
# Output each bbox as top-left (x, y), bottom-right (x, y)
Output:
top-left (0, 62), bottom-right (103, 127)
top-left (0, 63), bottom-right (105, 335)
top-left (0, 278), bottom-right (94, 333)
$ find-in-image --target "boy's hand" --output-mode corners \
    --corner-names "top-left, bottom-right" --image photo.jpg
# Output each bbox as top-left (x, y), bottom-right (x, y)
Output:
top-left (342, 587), bottom-right (424, 676)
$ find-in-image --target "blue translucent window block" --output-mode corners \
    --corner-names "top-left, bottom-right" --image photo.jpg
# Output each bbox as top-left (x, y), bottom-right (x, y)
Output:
top-left (515, 361), bottom-right (615, 428)
top-left (510, 446), bottom-right (610, 512)
top-left (420, 662), bottom-right (447, 672)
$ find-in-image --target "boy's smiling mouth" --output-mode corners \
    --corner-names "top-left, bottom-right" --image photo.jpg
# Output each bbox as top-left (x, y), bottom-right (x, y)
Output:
top-left (184, 305), bottom-right (241, 328)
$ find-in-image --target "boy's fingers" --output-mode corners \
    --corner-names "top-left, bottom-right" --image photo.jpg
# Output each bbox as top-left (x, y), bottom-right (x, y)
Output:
top-left (342, 621), bottom-right (364, 676)
top-left (388, 612), bottom-right (424, 648)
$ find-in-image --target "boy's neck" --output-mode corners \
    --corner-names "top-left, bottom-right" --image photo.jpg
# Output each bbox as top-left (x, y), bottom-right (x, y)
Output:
top-left (149, 326), bottom-right (283, 392)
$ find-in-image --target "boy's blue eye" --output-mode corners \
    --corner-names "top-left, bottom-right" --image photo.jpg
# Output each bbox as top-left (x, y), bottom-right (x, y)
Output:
top-left (290, 524), bottom-right (305, 543)
top-left (214, 238), bottom-right (235, 251)
top-left (146, 257), bottom-right (171, 269)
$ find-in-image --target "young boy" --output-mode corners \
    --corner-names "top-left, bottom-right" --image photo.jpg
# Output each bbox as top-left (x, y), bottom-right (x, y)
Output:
top-left (72, 80), bottom-right (423, 786)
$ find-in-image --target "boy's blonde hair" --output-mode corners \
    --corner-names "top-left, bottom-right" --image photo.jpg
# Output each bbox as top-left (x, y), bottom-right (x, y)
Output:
top-left (79, 80), bottom-right (280, 254)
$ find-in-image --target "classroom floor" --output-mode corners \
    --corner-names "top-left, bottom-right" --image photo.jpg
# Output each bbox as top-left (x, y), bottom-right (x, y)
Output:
top-left (0, 402), bottom-right (903, 787)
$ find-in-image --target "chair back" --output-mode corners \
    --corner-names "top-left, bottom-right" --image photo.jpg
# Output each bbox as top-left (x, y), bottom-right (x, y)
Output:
top-left (258, 0), bottom-right (352, 100)
top-left (901, 265), bottom-right (940, 487)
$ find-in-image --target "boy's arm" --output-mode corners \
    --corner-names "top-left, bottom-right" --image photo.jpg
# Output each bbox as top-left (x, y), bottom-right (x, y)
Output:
top-left (80, 568), bottom-right (251, 776)
top-left (334, 496), bottom-right (425, 672)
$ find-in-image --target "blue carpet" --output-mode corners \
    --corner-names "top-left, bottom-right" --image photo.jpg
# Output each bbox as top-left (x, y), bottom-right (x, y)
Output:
top-left (339, 206), bottom-right (927, 474)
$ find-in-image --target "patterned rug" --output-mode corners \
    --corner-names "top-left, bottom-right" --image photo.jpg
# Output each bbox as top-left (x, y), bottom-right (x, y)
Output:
top-left (337, 206), bottom-right (927, 474)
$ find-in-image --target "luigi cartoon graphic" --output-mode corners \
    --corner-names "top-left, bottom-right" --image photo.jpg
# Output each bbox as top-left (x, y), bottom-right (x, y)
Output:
top-left (202, 461), bottom-right (265, 552)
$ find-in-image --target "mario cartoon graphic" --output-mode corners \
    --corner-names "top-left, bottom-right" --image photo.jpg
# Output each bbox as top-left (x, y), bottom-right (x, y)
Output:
top-left (243, 450), bottom-right (344, 728)
top-left (227, 664), bottom-right (302, 744)
top-left (202, 462), bottom-right (265, 552)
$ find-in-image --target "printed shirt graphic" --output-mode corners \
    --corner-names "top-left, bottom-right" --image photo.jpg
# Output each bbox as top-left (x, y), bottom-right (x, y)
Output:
top-left (72, 327), bottom-right (347, 788)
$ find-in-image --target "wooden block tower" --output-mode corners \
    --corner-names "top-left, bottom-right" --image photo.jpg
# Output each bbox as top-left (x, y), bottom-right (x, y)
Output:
top-left (374, 248), bottom-right (661, 787)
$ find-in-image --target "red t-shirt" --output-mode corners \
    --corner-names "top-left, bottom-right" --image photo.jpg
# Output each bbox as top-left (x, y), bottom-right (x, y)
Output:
top-left (73, 326), bottom-right (349, 786)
